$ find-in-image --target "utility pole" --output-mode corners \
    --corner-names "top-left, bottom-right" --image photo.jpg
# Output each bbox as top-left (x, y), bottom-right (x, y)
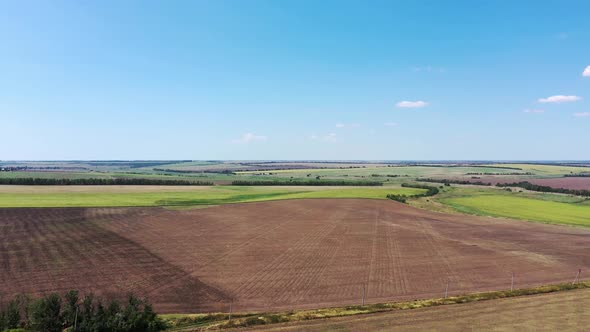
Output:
top-left (74, 306), bottom-right (78, 331)
top-left (573, 269), bottom-right (581, 285)
top-left (230, 300), bottom-right (233, 322)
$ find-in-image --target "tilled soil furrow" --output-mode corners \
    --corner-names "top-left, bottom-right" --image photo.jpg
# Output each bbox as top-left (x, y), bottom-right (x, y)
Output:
top-left (1, 199), bottom-right (590, 313)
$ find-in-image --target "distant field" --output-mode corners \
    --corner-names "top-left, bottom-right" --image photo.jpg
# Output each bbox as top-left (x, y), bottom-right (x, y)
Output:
top-left (0, 185), bottom-right (425, 207)
top-left (0, 171), bottom-right (113, 179)
top-left (0, 170), bottom-right (201, 180)
top-left (525, 177), bottom-right (590, 190)
top-left (441, 194), bottom-right (590, 227)
top-left (4, 162), bottom-right (588, 187)
top-left (487, 163), bottom-right (590, 176)
top-left (0, 170), bottom-right (266, 184)
top-left (236, 166), bottom-right (531, 185)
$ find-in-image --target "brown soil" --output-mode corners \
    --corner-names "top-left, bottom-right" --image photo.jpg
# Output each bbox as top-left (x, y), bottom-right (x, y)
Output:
top-left (524, 177), bottom-right (590, 190)
top-left (1, 199), bottom-right (589, 313)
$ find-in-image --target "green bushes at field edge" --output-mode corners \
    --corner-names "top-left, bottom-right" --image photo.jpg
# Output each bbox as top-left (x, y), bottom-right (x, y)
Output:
top-left (0, 178), bottom-right (213, 186)
top-left (497, 181), bottom-right (590, 197)
top-left (386, 183), bottom-right (439, 203)
top-left (231, 180), bottom-right (382, 186)
top-left (0, 291), bottom-right (166, 332)
top-left (164, 280), bottom-right (590, 330)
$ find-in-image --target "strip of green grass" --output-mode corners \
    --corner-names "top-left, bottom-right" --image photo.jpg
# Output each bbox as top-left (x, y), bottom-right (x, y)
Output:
top-left (0, 186), bottom-right (425, 208)
top-left (162, 281), bottom-right (590, 331)
top-left (441, 194), bottom-right (590, 227)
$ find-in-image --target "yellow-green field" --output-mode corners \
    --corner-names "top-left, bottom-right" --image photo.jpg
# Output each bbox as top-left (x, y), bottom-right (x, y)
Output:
top-left (0, 185), bottom-right (425, 208)
top-left (441, 193), bottom-right (590, 227)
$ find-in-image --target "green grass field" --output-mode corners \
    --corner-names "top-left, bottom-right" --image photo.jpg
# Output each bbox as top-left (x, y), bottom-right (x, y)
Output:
top-left (441, 193), bottom-right (590, 227)
top-left (3, 162), bottom-right (590, 227)
top-left (486, 163), bottom-right (590, 176)
top-left (0, 185), bottom-right (425, 208)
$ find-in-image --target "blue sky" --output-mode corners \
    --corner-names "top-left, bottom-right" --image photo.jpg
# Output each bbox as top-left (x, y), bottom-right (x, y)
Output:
top-left (1, 0), bottom-right (589, 160)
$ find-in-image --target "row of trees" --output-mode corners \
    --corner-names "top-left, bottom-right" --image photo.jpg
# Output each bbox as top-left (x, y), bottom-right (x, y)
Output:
top-left (400, 164), bottom-right (523, 170)
top-left (387, 183), bottom-right (440, 203)
top-left (0, 166), bottom-right (88, 172)
top-left (85, 161), bottom-right (184, 168)
top-left (0, 178), bottom-right (213, 186)
top-left (417, 178), bottom-right (493, 186)
top-left (497, 181), bottom-right (590, 197)
top-left (564, 173), bottom-right (590, 177)
top-left (465, 172), bottom-right (533, 176)
top-left (153, 168), bottom-right (235, 175)
top-left (0, 291), bottom-right (165, 332)
top-left (416, 178), bottom-right (590, 197)
top-left (231, 180), bottom-right (382, 186)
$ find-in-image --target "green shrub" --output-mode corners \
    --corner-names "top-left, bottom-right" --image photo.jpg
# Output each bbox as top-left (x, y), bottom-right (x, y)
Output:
top-left (29, 293), bottom-right (62, 332)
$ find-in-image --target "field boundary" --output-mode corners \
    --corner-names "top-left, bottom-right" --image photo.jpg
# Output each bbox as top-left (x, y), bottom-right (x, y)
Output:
top-left (163, 280), bottom-right (590, 331)
top-left (439, 194), bottom-right (590, 228)
top-left (0, 197), bottom-right (398, 209)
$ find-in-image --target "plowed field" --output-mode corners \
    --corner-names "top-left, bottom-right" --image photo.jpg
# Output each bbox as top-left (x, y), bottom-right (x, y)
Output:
top-left (1, 199), bottom-right (589, 313)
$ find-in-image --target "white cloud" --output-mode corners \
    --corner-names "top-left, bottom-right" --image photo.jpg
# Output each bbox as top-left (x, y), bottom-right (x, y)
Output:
top-left (583, 66), bottom-right (590, 77)
top-left (325, 133), bottom-right (337, 142)
top-left (335, 123), bottom-right (360, 128)
top-left (538, 95), bottom-right (582, 103)
top-left (310, 133), bottom-right (337, 142)
top-left (523, 109), bottom-right (545, 113)
top-left (384, 122), bottom-right (398, 127)
top-left (232, 132), bottom-right (267, 144)
top-left (574, 112), bottom-right (590, 117)
top-left (396, 100), bottom-right (429, 108)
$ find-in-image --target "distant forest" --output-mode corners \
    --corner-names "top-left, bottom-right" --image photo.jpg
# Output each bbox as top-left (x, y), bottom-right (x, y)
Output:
top-left (0, 178), bottom-right (213, 186)
top-left (497, 182), bottom-right (590, 197)
top-left (231, 180), bottom-right (382, 186)
top-left (417, 178), bottom-right (493, 186)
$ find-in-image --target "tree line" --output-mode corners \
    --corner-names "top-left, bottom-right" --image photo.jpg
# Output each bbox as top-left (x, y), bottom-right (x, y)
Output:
top-left (153, 168), bottom-right (235, 175)
top-left (0, 291), bottom-right (165, 332)
top-left (564, 173), bottom-right (590, 177)
top-left (0, 166), bottom-right (89, 172)
top-left (231, 180), bottom-right (382, 186)
top-left (0, 178), bottom-right (213, 186)
top-left (398, 164), bottom-right (523, 170)
top-left (465, 172), bottom-right (533, 176)
top-left (387, 183), bottom-right (440, 203)
top-left (416, 178), bottom-right (493, 186)
top-left (85, 161), bottom-right (186, 168)
top-left (497, 181), bottom-right (590, 197)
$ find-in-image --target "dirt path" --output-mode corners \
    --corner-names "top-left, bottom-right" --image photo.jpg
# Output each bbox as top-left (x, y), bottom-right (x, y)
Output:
top-left (234, 288), bottom-right (590, 331)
